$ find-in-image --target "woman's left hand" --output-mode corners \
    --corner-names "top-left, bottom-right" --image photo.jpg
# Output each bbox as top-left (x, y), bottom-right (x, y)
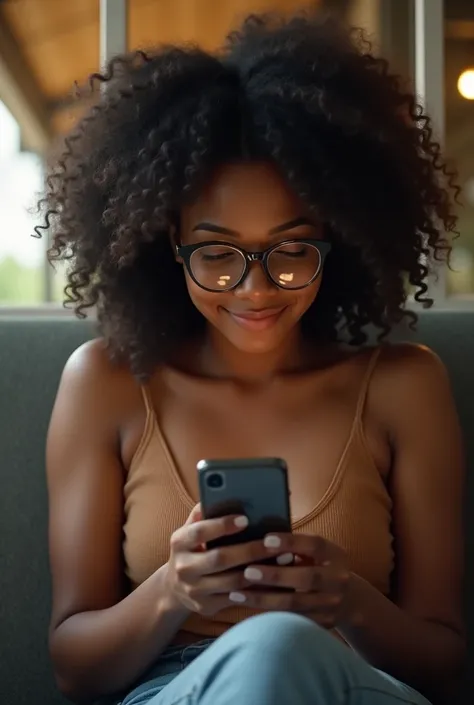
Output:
top-left (229, 533), bottom-right (354, 629)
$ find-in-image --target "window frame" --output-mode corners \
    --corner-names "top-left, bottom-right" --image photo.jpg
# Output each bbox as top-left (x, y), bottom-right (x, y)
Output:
top-left (5, 0), bottom-right (474, 313)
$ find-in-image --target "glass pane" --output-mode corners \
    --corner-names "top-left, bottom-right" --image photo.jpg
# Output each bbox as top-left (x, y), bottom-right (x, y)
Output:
top-left (0, 0), bottom-right (100, 306)
top-left (445, 1), bottom-right (474, 295)
top-left (0, 102), bottom-right (44, 304)
top-left (355, 1), bottom-right (474, 300)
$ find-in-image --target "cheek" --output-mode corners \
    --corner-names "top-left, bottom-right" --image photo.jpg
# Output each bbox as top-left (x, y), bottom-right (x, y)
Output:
top-left (293, 280), bottom-right (321, 316)
top-left (184, 273), bottom-right (222, 319)
top-left (183, 272), bottom-right (322, 326)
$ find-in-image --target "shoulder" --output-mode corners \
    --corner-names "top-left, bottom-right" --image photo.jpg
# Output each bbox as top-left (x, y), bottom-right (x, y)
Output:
top-left (61, 338), bottom-right (135, 387)
top-left (56, 339), bottom-right (140, 426)
top-left (343, 342), bottom-right (448, 397)
top-left (370, 343), bottom-right (458, 440)
top-left (374, 342), bottom-right (450, 393)
top-left (62, 338), bottom-right (119, 379)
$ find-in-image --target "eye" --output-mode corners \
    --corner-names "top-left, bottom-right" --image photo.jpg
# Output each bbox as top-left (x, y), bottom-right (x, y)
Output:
top-left (280, 249), bottom-right (306, 258)
top-left (273, 244), bottom-right (308, 258)
top-left (193, 244), bottom-right (242, 264)
top-left (200, 251), bottom-right (235, 262)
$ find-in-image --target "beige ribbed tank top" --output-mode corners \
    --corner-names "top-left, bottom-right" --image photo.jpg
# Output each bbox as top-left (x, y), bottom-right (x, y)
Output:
top-left (123, 347), bottom-right (394, 637)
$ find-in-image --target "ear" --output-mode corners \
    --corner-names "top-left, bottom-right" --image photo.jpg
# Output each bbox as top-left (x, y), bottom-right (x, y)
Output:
top-left (169, 224), bottom-right (183, 262)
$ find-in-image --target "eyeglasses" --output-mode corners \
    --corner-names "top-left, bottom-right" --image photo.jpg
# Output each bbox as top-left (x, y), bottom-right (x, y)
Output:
top-left (176, 238), bottom-right (331, 293)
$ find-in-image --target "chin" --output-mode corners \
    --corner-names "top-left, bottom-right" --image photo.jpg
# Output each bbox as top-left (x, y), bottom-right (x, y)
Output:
top-left (225, 331), bottom-right (286, 355)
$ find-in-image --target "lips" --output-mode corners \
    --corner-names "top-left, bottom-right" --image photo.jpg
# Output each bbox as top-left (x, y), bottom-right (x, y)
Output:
top-left (225, 307), bottom-right (286, 331)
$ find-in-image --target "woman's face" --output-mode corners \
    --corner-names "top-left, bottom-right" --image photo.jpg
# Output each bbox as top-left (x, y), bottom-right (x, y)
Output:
top-left (179, 162), bottom-right (325, 355)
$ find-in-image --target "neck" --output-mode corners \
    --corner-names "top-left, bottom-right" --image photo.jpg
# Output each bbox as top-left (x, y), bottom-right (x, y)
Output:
top-left (198, 326), bottom-right (308, 382)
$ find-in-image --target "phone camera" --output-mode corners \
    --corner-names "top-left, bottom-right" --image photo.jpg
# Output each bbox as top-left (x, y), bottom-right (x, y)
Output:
top-left (206, 472), bottom-right (224, 489)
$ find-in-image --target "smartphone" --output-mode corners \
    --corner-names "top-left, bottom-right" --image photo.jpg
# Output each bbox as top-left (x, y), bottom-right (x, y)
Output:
top-left (197, 457), bottom-right (292, 552)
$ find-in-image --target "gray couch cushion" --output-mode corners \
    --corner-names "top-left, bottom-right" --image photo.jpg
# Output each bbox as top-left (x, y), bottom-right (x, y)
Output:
top-left (0, 311), bottom-right (472, 704)
top-left (0, 318), bottom-right (94, 705)
top-left (393, 311), bottom-right (474, 701)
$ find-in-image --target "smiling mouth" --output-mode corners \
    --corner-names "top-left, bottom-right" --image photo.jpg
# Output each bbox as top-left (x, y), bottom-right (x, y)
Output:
top-left (224, 307), bottom-right (286, 331)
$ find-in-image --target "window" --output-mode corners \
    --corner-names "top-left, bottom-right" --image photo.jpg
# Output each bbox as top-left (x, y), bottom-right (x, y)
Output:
top-left (0, 0), bottom-right (99, 309)
top-left (0, 0), bottom-right (473, 309)
top-left (0, 102), bottom-right (44, 304)
top-left (445, 0), bottom-right (474, 296)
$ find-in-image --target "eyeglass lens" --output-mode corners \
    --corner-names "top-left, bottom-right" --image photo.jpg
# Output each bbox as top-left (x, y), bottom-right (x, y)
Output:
top-left (189, 242), bottom-right (321, 291)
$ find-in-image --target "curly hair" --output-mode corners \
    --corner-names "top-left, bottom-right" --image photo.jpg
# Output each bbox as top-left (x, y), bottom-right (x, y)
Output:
top-left (36, 12), bottom-right (459, 377)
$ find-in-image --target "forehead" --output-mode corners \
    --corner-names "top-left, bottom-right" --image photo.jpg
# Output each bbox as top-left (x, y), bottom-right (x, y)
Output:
top-left (182, 161), bottom-right (308, 231)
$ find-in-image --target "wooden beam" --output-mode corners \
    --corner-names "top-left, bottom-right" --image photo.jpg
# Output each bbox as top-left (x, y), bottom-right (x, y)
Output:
top-left (446, 20), bottom-right (474, 40)
top-left (348, 0), bottom-right (382, 44)
top-left (0, 9), bottom-right (52, 152)
top-left (320, 0), bottom-right (351, 17)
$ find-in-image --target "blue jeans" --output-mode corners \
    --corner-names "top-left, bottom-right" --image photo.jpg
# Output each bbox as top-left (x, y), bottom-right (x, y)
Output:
top-left (121, 612), bottom-right (431, 705)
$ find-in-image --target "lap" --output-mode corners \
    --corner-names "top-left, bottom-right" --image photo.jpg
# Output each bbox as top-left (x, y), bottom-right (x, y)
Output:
top-left (120, 640), bottom-right (214, 705)
top-left (120, 613), bottom-right (431, 705)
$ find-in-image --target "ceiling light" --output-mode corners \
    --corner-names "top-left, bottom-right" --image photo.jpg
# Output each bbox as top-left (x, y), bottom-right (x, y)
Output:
top-left (457, 69), bottom-right (474, 100)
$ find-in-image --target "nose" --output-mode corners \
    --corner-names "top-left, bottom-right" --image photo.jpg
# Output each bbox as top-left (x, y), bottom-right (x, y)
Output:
top-left (233, 261), bottom-right (278, 302)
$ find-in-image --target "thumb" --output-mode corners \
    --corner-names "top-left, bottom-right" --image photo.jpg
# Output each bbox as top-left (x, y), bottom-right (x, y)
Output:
top-left (185, 503), bottom-right (205, 553)
top-left (185, 503), bottom-right (202, 525)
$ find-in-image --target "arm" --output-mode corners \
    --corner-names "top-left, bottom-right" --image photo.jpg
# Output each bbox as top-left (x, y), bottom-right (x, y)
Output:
top-left (47, 342), bottom-right (189, 703)
top-left (337, 344), bottom-right (465, 698)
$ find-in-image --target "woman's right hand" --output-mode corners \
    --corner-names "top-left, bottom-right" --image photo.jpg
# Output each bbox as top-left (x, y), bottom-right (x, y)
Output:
top-left (164, 505), bottom-right (270, 617)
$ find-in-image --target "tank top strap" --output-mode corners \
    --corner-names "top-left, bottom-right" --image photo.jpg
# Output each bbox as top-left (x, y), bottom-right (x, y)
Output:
top-left (354, 346), bottom-right (383, 422)
top-left (137, 383), bottom-right (183, 482)
top-left (140, 384), bottom-right (155, 417)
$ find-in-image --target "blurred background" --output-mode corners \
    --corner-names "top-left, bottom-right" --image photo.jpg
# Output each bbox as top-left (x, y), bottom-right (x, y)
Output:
top-left (0, 0), bottom-right (472, 308)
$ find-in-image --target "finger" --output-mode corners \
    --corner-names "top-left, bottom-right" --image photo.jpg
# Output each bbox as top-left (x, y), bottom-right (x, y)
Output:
top-left (185, 505), bottom-right (204, 552)
top-left (185, 570), bottom-right (249, 597)
top-left (198, 539), bottom-right (280, 576)
top-left (177, 590), bottom-right (234, 617)
top-left (185, 503), bottom-right (202, 525)
top-left (262, 534), bottom-right (343, 564)
top-left (193, 595), bottom-right (237, 617)
top-left (171, 514), bottom-right (249, 552)
top-left (228, 589), bottom-right (341, 620)
top-left (243, 564), bottom-right (350, 592)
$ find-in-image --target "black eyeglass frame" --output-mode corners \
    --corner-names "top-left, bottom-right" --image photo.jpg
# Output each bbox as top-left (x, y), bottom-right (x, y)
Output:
top-left (175, 238), bottom-right (332, 292)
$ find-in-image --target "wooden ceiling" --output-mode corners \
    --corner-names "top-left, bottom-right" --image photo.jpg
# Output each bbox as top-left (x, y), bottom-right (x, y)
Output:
top-left (2, 0), bottom-right (314, 102)
top-left (0, 0), bottom-right (321, 139)
top-left (2, 1), bottom-right (99, 101)
top-left (0, 0), bottom-right (473, 153)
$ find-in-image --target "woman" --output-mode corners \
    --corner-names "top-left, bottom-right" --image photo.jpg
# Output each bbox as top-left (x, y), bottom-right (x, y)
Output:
top-left (41, 13), bottom-right (465, 705)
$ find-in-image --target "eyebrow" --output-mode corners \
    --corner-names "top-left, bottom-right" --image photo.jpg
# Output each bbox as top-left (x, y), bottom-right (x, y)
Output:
top-left (191, 217), bottom-right (316, 237)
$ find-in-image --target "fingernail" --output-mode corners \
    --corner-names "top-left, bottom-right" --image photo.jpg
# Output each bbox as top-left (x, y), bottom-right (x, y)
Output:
top-left (234, 516), bottom-right (249, 528)
top-left (244, 567), bottom-right (263, 581)
top-left (229, 592), bottom-right (246, 603)
top-left (264, 535), bottom-right (281, 549)
top-left (276, 552), bottom-right (293, 566)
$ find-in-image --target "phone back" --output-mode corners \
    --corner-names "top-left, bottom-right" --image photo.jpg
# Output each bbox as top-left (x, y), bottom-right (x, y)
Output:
top-left (198, 458), bottom-right (292, 549)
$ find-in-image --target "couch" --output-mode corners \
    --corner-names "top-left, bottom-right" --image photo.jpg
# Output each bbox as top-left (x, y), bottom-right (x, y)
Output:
top-left (0, 311), bottom-right (472, 704)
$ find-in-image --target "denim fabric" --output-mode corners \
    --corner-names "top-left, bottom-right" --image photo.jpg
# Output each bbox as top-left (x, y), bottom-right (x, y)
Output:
top-left (121, 640), bottom-right (215, 705)
top-left (120, 613), bottom-right (432, 705)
